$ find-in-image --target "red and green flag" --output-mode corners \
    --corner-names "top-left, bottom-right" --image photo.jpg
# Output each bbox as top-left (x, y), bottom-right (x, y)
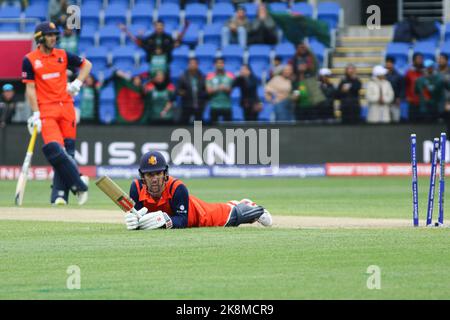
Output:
top-left (113, 74), bottom-right (147, 124)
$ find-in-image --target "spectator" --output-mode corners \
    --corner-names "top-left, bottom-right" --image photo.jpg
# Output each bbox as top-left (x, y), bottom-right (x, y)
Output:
top-left (144, 71), bottom-right (176, 124)
top-left (405, 53), bottom-right (424, 122)
top-left (337, 64), bottom-right (362, 124)
top-left (366, 65), bottom-right (395, 123)
top-left (0, 83), bottom-right (17, 128)
top-left (265, 64), bottom-right (295, 122)
top-left (289, 43), bottom-right (318, 80)
top-left (385, 57), bottom-right (404, 123)
top-left (438, 54), bottom-right (450, 133)
top-left (49, 0), bottom-right (70, 27)
top-left (269, 56), bottom-right (284, 79)
top-left (149, 47), bottom-right (169, 79)
top-left (232, 64), bottom-right (262, 121)
top-left (415, 59), bottom-right (445, 122)
top-left (247, 3), bottom-right (278, 45)
top-left (58, 25), bottom-right (78, 54)
top-left (206, 57), bottom-right (235, 123)
top-left (79, 74), bottom-right (99, 124)
top-left (317, 68), bottom-right (336, 120)
top-left (177, 58), bottom-right (207, 124)
top-left (133, 21), bottom-right (176, 65)
top-left (222, 5), bottom-right (250, 48)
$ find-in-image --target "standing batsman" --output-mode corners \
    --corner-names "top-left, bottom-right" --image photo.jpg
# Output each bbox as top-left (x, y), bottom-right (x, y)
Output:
top-left (22, 22), bottom-right (92, 205)
top-left (124, 151), bottom-right (273, 230)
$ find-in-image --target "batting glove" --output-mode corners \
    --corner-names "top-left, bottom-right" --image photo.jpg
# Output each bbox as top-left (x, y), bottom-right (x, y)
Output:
top-left (124, 207), bottom-right (148, 230)
top-left (67, 79), bottom-right (83, 97)
top-left (139, 211), bottom-right (173, 230)
top-left (27, 111), bottom-right (42, 135)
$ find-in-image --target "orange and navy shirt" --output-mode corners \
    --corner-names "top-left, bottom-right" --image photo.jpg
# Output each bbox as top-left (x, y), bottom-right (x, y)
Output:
top-left (130, 177), bottom-right (234, 228)
top-left (22, 47), bottom-right (85, 105)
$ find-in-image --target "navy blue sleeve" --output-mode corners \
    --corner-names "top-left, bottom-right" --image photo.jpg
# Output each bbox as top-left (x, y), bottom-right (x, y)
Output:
top-left (129, 180), bottom-right (143, 211)
top-left (66, 51), bottom-right (84, 69)
top-left (169, 184), bottom-right (189, 228)
top-left (22, 57), bottom-right (34, 81)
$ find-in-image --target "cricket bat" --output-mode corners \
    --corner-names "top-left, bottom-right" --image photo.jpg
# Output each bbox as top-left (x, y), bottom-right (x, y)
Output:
top-left (14, 126), bottom-right (38, 206)
top-left (95, 175), bottom-right (138, 214)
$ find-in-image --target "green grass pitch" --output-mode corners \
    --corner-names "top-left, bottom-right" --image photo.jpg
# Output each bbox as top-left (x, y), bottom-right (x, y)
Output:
top-left (0, 177), bottom-right (449, 299)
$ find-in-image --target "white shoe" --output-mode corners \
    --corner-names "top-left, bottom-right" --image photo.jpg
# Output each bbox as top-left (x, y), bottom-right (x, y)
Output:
top-left (76, 175), bottom-right (89, 205)
top-left (53, 197), bottom-right (67, 206)
top-left (258, 209), bottom-right (273, 227)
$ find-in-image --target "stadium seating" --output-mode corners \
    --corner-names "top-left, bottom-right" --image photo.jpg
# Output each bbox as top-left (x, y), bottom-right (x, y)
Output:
top-left (317, 2), bottom-right (340, 30)
top-left (268, 2), bottom-right (289, 13)
top-left (24, 4), bottom-right (47, 21)
top-left (195, 43), bottom-right (218, 74)
top-left (248, 44), bottom-right (271, 73)
top-left (274, 42), bottom-right (295, 63)
top-left (182, 23), bottom-right (200, 48)
top-left (112, 45), bottom-right (137, 71)
top-left (78, 25), bottom-right (97, 52)
top-left (221, 44), bottom-right (244, 73)
top-left (130, 3), bottom-right (154, 29)
top-left (240, 2), bottom-right (257, 20)
top-left (0, 5), bottom-right (21, 32)
top-left (170, 62), bottom-right (184, 84)
top-left (99, 86), bottom-right (116, 124)
top-left (185, 3), bottom-right (208, 29)
top-left (203, 23), bottom-right (223, 47)
top-left (125, 24), bottom-right (150, 45)
top-left (172, 45), bottom-right (190, 69)
top-left (385, 42), bottom-right (410, 69)
top-left (81, 3), bottom-right (101, 29)
top-left (28, 0), bottom-right (49, 6)
top-left (231, 88), bottom-right (245, 121)
top-left (414, 40), bottom-right (437, 61)
top-left (134, 0), bottom-right (155, 6)
top-left (98, 25), bottom-right (123, 50)
top-left (309, 40), bottom-right (326, 66)
top-left (445, 23), bottom-right (450, 42)
top-left (104, 3), bottom-right (128, 27)
top-left (417, 21), bottom-right (442, 44)
top-left (157, 3), bottom-right (180, 31)
top-left (211, 3), bottom-right (234, 25)
top-left (85, 46), bottom-right (109, 70)
top-left (291, 2), bottom-right (314, 18)
top-left (440, 42), bottom-right (450, 61)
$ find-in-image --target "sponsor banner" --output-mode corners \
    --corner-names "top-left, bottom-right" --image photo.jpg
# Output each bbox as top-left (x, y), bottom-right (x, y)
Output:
top-left (326, 163), bottom-right (448, 177)
top-left (0, 166), bottom-right (97, 180)
top-left (97, 165), bottom-right (327, 179)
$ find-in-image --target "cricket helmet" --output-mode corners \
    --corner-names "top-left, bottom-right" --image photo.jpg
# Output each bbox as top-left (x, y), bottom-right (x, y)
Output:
top-left (139, 151), bottom-right (169, 175)
top-left (34, 22), bottom-right (60, 44)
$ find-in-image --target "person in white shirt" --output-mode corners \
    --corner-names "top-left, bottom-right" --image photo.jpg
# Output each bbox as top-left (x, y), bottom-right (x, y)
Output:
top-left (366, 65), bottom-right (395, 123)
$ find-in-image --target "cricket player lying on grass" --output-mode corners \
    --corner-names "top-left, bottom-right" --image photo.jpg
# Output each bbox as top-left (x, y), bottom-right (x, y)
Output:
top-left (124, 151), bottom-right (272, 230)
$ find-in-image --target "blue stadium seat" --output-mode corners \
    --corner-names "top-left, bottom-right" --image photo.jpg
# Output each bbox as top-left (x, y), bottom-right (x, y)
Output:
top-left (221, 44), bottom-right (244, 73)
top-left (157, 3), bottom-right (180, 31)
top-left (85, 46), bottom-right (109, 70)
top-left (248, 44), bottom-right (271, 73)
top-left (125, 24), bottom-right (151, 45)
top-left (182, 23), bottom-right (200, 47)
top-left (134, 0), bottom-right (156, 6)
top-left (195, 43), bottom-right (217, 74)
top-left (309, 40), bottom-right (326, 66)
top-left (231, 88), bottom-right (244, 121)
top-left (108, 0), bottom-right (130, 6)
top-left (82, 0), bottom-right (103, 8)
top-left (99, 88), bottom-right (116, 124)
top-left (0, 4), bottom-right (21, 18)
top-left (28, 0), bottom-right (49, 6)
top-left (274, 42), bottom-right (295, 63)
top-left (445, 23), bottom-right (450, 42)
top-left (81, 4), bottom-right (101, 29)
top-left (203, 23), bottom-right (222, 47)
top-left (211, 3), bottom-right (234, 25)
top-left (160, 0), bottom-right (180, 4)
top-left (240, 3), bottom-right (257, 20)
top-left (317, 2), bottom-right (340, 30)
top-left (414, 41), bottom-right (437, 61)
top-left (130, 3), bottom-right (154, 29)
top-left (417, 21), bottom-right (442, 44)
top-left (104, 3), bottom-right (128, 27)
top-left (385, 42), bottom-right (410, 69)
top-left (98, 25), bottom-right (122, 50)
top-left (170, 62), bottom-right (184, 84)
top-left (112, 45), bottom-right (137, 71)
top-left (24, 4), bottom-right (48, 21)
top-left (441, 42), bottom-right (450, 62)
top-left (185, 3), bottom-right (208, 29)
top-left (268, 2), bottom-right (288, 13)
top-left (291, 2), bottom-right (313, 18)
top-left (172, 45), bottom-right (190, 69)
top-left (0, 22), bottom-right (20, 32)
top-left (78, 25), bottom-right (97, 52)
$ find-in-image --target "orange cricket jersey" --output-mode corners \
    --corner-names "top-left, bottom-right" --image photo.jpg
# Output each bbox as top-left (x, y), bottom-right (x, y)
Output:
top-left (22, 47), bottom-right (85, 107)
top-left (134, 177), bottom-right (233, 227)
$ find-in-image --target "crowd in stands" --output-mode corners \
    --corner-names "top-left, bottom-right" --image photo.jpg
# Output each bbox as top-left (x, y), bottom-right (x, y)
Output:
top-left (1, 0), bottom-right (450, 126)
